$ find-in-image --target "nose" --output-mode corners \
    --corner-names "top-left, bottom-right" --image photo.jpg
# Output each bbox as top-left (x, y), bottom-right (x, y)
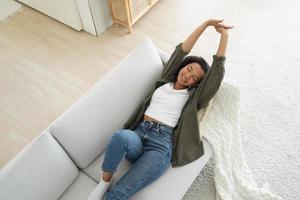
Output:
top-left (183, 72), bottom-right (190, 81)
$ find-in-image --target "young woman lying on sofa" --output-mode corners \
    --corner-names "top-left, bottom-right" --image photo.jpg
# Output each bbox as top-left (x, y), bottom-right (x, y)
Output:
top-left (89, 18), bottom-right (234, 200)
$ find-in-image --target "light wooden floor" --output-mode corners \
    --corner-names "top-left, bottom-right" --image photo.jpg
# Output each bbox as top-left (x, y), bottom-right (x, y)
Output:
top-left (0, 1), bottom-right (241, 168)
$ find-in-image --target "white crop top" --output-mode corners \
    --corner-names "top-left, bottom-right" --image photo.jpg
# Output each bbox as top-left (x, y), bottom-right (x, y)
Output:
top-left (144, 82), bottom-right (190, 128)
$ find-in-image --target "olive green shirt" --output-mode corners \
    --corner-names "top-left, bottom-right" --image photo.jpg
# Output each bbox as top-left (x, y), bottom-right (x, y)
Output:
top-left (123, 42), bottom-right (226, 167)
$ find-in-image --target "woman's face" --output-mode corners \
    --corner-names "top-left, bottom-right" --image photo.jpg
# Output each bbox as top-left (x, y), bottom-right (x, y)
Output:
top-left (176, 62), bottom-right (205, 87)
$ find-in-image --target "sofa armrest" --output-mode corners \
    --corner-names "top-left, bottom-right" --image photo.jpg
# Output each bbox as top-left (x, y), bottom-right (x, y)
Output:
top-left (0, 132), bottom-right (78, 200)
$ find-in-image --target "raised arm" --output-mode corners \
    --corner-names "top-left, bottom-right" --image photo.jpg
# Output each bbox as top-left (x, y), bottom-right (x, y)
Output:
top-left (181, 22), bottom-right (208, 53)
top-left (160, 19), bottom-right (232, 80)
top-left (196, 21), bottom-right (234, 110)
top-left (182, 19), bottom-right (233, 53)
top-left (215, 26), bottom-right (230, 57)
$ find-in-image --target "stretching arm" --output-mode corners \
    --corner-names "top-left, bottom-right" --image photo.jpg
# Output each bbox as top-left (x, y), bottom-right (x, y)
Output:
top-left (216, 32), bottom-right (228, 57)
top-left (181, 22), bottom-right (209, 53)
top-left (159, 19), bottom-right (232, 80)
top-left (159, 22), bottom-right (208, 79)
top-left (196, 26), bottom-right (232, 109)
top-left (182, 19), bottom-right (232, 53)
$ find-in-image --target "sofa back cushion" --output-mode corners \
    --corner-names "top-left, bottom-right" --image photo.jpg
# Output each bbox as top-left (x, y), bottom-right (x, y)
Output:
top-left (49, 38), bottom-right (164, 168)
top-left (0, 132), bottom-right (78, 200)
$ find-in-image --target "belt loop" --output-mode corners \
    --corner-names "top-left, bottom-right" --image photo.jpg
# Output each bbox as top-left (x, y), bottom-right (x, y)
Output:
top-left (150, 121), bottom-right (155, 128)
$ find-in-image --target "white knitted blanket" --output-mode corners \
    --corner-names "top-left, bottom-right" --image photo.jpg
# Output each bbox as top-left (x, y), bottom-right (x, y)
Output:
top-left (196, 80), bottom-right (283, 200)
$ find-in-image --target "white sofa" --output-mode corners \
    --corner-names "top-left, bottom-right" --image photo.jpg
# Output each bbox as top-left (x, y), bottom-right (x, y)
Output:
top-left (0, 38), bottom-right (214, 200)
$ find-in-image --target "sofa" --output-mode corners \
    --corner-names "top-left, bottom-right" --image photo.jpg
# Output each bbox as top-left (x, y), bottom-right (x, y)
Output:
top-left (0, 38), bottom-right (215, 200)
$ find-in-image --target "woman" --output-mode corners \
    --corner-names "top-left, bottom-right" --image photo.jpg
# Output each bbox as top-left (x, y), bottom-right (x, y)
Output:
top-left (89, 19), bottom-right (234, 200)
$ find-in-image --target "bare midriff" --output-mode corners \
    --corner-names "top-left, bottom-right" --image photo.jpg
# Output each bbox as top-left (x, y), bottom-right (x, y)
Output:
top-left (143, 114), bottom-right (168, 126)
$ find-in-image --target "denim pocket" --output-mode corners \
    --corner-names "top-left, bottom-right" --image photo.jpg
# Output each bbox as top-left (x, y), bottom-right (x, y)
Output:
top-left (158, 127), bottom-right (173, 143)
top-left (159, 125), bottom-right (173, 134)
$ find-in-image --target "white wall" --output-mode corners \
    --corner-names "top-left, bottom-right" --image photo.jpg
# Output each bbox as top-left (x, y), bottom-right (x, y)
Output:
top-left (0, 0), bottom-right (22, 21)
top-left (73, 0), bottom-right (113, 36)
top-left (1, 0), bottom-right (113, 36)
top-left (18, 0), bottom-right (83, 30)
top-left (88, 0), bottom-right (113, 36)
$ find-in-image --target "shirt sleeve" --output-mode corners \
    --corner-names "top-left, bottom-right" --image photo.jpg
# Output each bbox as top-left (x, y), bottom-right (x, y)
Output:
top-left (160, 42), bottom-right (190, 79)
top-left (196, 54), bottom-right (226, 110)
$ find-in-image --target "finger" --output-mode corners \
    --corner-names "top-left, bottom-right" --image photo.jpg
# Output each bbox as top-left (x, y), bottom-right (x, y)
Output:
top-left (212, 19), bottom-right (223, 24)
top-left (215, 24), bottom-right (223, 28)
top-left (221, 24), bottom-right (234, 29)
top-left (217, 22), bottom-right (226, 26)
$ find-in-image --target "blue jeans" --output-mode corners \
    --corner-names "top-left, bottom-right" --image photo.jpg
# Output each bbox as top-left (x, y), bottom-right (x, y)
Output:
top-left (101, 120), bottom-right (174, 200)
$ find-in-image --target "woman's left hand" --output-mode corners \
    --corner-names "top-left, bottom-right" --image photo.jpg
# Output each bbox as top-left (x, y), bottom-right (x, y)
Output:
top-left (205, 19), bottom-right (234, 29)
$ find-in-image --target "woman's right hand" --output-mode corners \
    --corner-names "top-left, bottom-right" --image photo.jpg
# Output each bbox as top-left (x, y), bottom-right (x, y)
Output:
top-left (215, 27), bottom-right (229, 35)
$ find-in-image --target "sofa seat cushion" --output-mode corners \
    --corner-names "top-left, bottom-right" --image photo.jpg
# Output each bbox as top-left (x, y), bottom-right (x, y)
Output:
top-left (58, 171), bottom-right (97, 200)
top-left (0, 132), bottom-right (78, 200)
top-left (82, 149), bottom-right (132, 184)
top-left (82, 137), bottom-right (212, 199)
top-left (49, 38), bottom-right (164, 169)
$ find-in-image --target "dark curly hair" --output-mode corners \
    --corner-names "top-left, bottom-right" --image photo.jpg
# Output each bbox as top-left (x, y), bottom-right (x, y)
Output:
top-left (172, 55), bottom-right (210, 90)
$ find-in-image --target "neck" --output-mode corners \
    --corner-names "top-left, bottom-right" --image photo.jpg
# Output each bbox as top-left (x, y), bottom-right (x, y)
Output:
top-left (173, 80), bottom-right (187, 90)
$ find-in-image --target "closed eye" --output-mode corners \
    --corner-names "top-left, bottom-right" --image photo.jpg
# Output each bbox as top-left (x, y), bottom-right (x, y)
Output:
top-left (188, 65), bottom-right (198, 81)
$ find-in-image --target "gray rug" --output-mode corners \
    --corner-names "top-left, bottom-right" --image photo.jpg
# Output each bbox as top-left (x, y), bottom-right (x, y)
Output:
top-left (181, 0), bottom-right (300, 199)
top-left (183, 156), bottom-right (216, 200)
